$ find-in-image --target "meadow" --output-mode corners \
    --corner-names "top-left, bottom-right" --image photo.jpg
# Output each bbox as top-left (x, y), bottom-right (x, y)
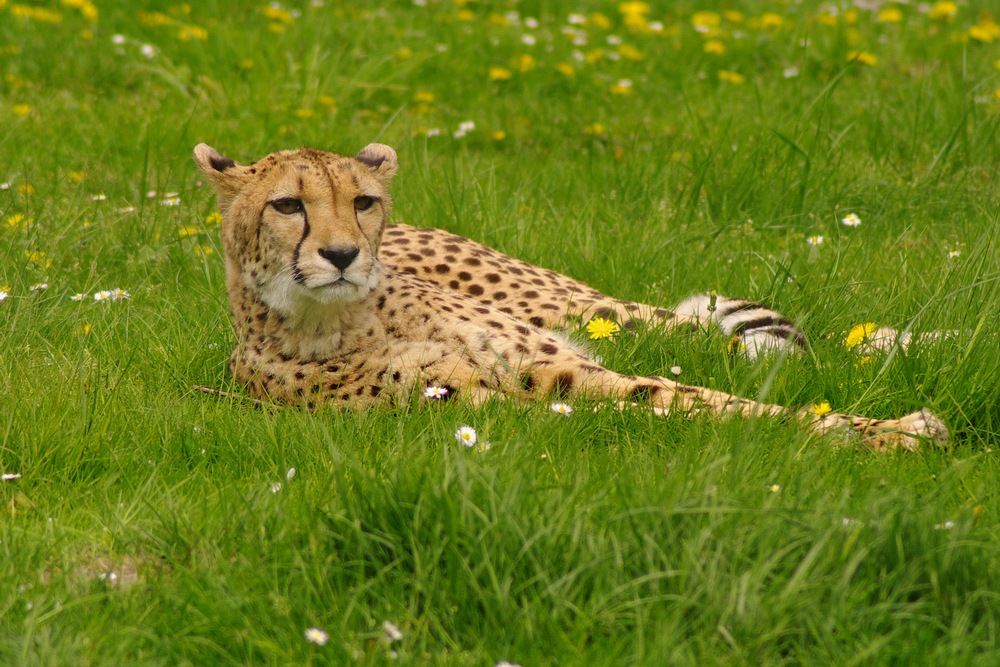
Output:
top-left (2, 0), bottom-right (1000, 664)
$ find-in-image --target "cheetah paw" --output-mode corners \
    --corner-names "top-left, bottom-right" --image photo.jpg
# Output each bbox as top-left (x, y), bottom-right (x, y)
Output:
top-left (864, 408), bottom-right (949, 452)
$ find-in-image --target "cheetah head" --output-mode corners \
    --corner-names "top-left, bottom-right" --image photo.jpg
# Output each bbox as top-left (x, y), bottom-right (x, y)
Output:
top-left (193, 143), bottom-right (398, 322)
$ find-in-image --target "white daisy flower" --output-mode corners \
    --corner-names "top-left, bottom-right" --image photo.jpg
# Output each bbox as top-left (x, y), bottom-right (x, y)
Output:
top-left (568, 14), bottom-right (586, 25)
top-left (475, 441), bottom-right (493, 453)
top-left (71, 293), bottom-right (86, 301)
top-left (841, 213), bottom-right (861, 227)
top-left (90, 194), bottom-right (107, 201)
top-left (934, 520), bottom-right (955, 531)
top-left (30, 283), bottom-right (48, 292)
top-left (111, 34), bottom-right (127, 45)
top-left (286, 467), bottom-right (296, 480)
top-left (669, 366), bottom-right (682, 376)
top-left (161, 197), bottom-right (181, 207)
top-left (768, 484), bottom-right (781, 493)
top-left (304, 627), bottom-right (329, 645)
top-left (0, 291), bottom-right (8, 303)
top-left (110, 288), bottom-right (131, 301)
top-left (806, 235), bottom-right (824, 245)
top-left (270, 482), bottom-right (282, 493)
top-left (454, 425), bottom-right (477, 446)
top-left (948, 250), bottom-right (961, 258)
top-left (423, 385), bottom-right (450, 399)
top-left (382, 620), bottom-right (404, 642)
top-left (2, 472), bottom-right (22, 481)
top-left (141, 44), bottom-right (157, 59)
top-left (550, 402), bottom-right (573, 415)
top-left (94, 290), bottom-right (112, 301)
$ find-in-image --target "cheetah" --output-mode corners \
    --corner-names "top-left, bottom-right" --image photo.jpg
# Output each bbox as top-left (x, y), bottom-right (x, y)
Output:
top-left (193, 142), bottom-right (948, 451)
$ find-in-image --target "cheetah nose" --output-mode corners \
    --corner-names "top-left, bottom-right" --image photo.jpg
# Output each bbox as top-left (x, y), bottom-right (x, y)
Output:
top-left (318, 245), bottom-right (360, 271)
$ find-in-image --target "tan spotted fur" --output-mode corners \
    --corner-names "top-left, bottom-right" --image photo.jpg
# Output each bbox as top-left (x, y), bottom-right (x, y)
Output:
top-left (193, 142), bottom-right (948, 451)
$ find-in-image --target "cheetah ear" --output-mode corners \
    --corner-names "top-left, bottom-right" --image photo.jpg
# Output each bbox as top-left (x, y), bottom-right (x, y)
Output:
top-left (355, 143), bottom-right (398, 183)
top-left (193, 143), bottom-right (250, 204)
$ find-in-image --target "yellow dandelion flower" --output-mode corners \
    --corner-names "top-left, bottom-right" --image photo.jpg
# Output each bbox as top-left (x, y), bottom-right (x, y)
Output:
top-left (583, 122), bottom-right (605, 136)
top-left (691, 11), bottom-right (721, 31)
top-left (194, 245), bottom-right (214, 256)
top-left (80, 324), bottom-right (92, 335)
top-left (516, 54), bottom-right (536, 72)
top-left (177, 226), bottom-right (199, 237)
top-left (24, 250), bottom-right (52, 268)
top-left (727, 335), bottom-right (746, 353)
top-left (490, 130), bottom-right (506, 141)
top-left (854, 355), bottom-right (872, 368)
top-left (610, 79), bottom-right (633, 95)
top-left (754, 13), bottom-right (784, 30)
top-left (261, 5), bottom-right (294, 23)
top-left (557, 62), bottom-right (575, 77)
top-left (724, 11), bottom-right (744, 23)
top-left (717, 70), bottom-right (745, 84)
top-left (395, 47), bottom-right (412, 60)
top-left (769, 484), bottom-right (781, 493)
top-left (4, 214), bottom-right (31, 230)
top-left (17, 183), bottom-right (34, 196)
top-left (590, 12), bottom-right (611, 30)
top-left (413, 90), bottom-right (435, 104)
top-left (848, 51), bottom-right (878, 66)
top-left (585, 49), bottom-right (604, 64)
top-left (845, 322), bottom-right (878, 349)
top-left (618, 2), bottom-right (650, 17)
top-left (319, 95), bottom-right (336, 108)
top-left (703, 40), bottom-right (725, 54)
top-left (487, 13), bottom-right (508, 27)
top-left (489, 66), bottom-right (512, 81)
top-left (69, 171), bottom-right (84, 183)
top-left (10, 5), bottom-right (63, 23)
top-left (267, 23), bottom-right (285, 34)
top-left (13, 104), bottom-right (32, 117)
top-left (295, 108), bottom-right (315, 119)
top-left (810, 401), bottom-right (832, 416)
top-left (617, 44), bottom-right (644, 61)
top-left (878, 8), bottom-right (903, 23)
top-left (928, 1), bottom-right (957, 21)
top-left (178, 25), bottom-right (208, 41)
top-left (138, 11), bottom-right (172, 27)
top-left (205, 211), bottom-right (222, 224)
top-left (587, 317), bottom-right (619, 340)
top-left (969, 20), bottom-right (1000, 43)
top-left (456, 9), bottom-right (474, 21)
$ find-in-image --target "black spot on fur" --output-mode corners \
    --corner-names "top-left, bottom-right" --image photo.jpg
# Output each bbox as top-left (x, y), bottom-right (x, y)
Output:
top-left (627, 385), bottom-right (654, 402)
top-left (553, 373), bottom-right (574, 398)
top-left (529, 317), bottom-right (545, 327)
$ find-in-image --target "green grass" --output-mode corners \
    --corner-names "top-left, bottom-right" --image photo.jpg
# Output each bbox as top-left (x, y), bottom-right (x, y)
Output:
top-left (3, 1), bottom-right (1000, 664)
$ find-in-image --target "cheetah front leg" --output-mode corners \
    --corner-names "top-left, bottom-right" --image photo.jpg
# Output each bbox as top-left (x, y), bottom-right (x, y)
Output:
top-left (521, 362), bottom-right (948, 451)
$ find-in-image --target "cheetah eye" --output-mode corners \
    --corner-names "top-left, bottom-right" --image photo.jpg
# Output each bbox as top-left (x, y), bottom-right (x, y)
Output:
top-left (271, 198), bottom-right (304, 215)
top-left (354, 195), bottom-right (376, 212)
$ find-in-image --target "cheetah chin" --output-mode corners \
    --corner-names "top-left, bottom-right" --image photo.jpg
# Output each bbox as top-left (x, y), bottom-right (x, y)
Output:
top-left (193, 141), bottom-right (949, 452)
